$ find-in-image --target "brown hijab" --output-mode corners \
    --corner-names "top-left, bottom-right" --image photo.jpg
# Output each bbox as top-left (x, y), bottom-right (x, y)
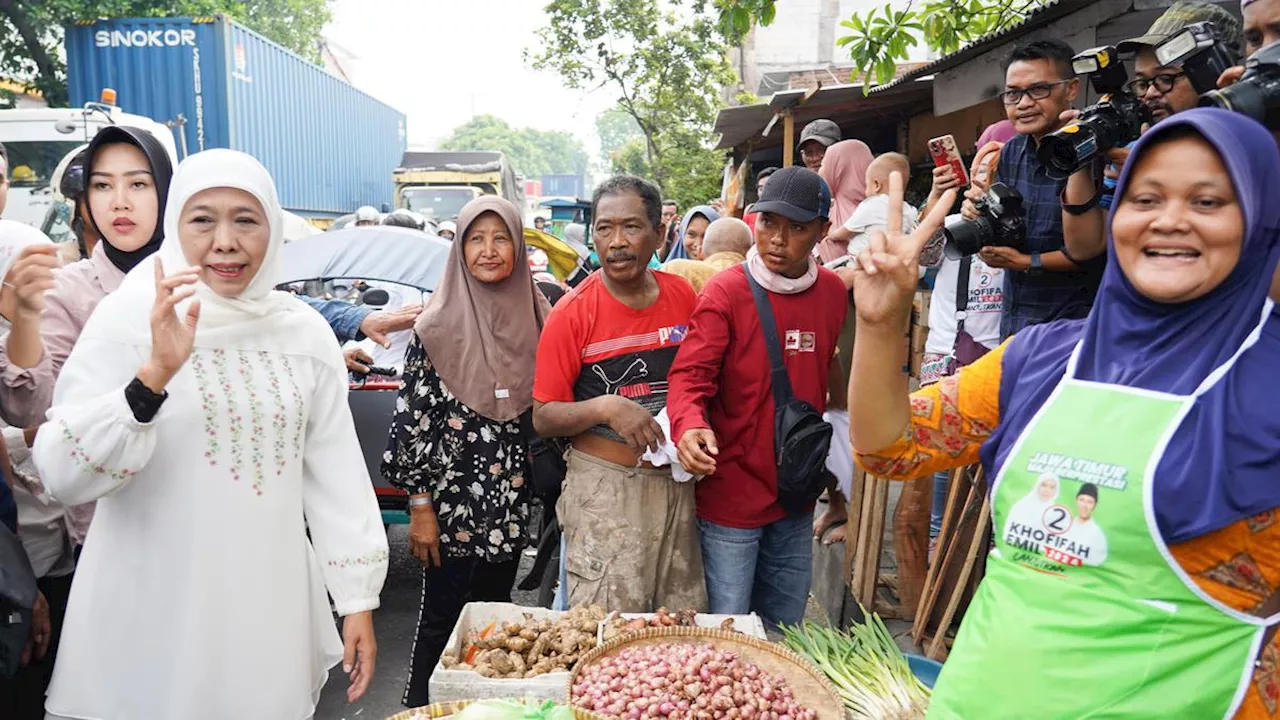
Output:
top-left (414, 196), bottom-right (551, 421)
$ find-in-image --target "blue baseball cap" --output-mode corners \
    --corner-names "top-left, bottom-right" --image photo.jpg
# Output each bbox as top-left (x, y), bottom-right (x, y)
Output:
top-left (748, 166), bottom-right (832, 223)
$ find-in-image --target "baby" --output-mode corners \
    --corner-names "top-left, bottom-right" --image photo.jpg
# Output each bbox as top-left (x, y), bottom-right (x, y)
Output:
top-left (821, 152), bottom-right (920, 260)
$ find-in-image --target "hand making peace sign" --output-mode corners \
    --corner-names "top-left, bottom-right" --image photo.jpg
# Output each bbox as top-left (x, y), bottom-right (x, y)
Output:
top-left (852, 171), bottom-right (956, 328)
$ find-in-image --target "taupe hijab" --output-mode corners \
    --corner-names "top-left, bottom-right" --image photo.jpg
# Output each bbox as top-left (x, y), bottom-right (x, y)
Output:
top-left (415, 196), bottom-right (551, 421)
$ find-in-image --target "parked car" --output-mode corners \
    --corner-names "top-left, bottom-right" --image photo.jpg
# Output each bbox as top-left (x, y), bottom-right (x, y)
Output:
top-left (279, 226), bottom-right (451, 524)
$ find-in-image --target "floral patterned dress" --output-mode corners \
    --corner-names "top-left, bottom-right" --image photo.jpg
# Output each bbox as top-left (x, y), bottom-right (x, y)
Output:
top-left (382, 334), bottom-right (531, 563)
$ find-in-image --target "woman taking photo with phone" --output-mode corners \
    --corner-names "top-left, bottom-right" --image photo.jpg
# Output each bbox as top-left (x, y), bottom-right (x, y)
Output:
top-left (849, 109), bottom-right (1280, 718)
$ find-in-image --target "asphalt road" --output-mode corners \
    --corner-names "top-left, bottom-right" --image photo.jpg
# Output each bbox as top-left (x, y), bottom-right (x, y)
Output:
top-left (314, 525), bottom-right (543, 720)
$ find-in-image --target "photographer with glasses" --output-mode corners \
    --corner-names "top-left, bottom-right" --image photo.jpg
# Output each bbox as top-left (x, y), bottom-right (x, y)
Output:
top-left (961, 40), bottom-right (1103, 339)
top-left (1063, 2), bottom-right (1243, 264)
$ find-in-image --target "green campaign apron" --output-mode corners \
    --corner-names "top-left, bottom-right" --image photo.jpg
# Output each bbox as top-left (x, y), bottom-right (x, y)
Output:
top-left (928, 330), bottom-right (1279, 719)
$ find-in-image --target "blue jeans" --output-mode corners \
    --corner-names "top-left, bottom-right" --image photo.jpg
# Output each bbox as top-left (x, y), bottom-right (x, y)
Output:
top-left (697, 514), bottom-right (811, 629)
top-left (930, 470), bottom-right (951, 539)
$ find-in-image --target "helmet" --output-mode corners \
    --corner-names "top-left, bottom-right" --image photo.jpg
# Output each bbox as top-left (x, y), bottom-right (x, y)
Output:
top-left (51, 145), bottom-right (90, 203)
top-left (354, 205), bottom-right (379, 223)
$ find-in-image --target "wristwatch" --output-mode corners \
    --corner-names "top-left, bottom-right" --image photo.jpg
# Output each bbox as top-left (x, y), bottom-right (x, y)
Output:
top-left (1027, 252), bottom-right (1044, 276)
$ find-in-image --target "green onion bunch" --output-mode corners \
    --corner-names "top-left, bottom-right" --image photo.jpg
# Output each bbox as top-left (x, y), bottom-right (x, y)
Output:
top-left (781, 611), bottom-right (930, 719)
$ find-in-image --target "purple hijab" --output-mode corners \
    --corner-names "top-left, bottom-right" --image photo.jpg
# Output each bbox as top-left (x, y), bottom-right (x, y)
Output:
top-left (985, 109), bottom-right (1280, 543)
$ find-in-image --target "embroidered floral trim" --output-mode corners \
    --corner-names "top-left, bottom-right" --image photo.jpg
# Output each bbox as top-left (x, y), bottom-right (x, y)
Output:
top-left (326, 549), bottom-right (389, 569)
top-left (212, 349), bottom-right (243, 483)
top-left (190, 351), bottom-right (220, 467)
top-left (238, 352), bottom-right (266, 495)
top-left (261, 351), bottom-right (289, 477)
top-left (59, 421), bottom-right (137, 481)
top-left (1248, 510), bottom-right (1276, 535)
top-left (1196, 551), bottom-right (1274, 604)
top-left (1255, 636), bottom-right (1279, 715)
top-left (280, 355), bottom-right (306, 453)
top-left (858, 373), bottom-right (990, 480)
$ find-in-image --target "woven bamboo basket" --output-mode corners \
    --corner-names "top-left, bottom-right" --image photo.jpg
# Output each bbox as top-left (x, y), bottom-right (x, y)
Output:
top-left (566, 627), bottom-right (844, 720)
top-left (387, 698), bottom-right (609, 720)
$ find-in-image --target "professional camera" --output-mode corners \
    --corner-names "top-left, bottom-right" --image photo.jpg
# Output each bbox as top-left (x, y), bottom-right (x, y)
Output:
top-left (1154, 21), bottom-right (1240, 94)
top-left (1200, 41), bottom-right (1280, 130)
top-left (1038, 46), bottom-right (1152, 178)
top-left (942, 183), bottom-right (1027, 260)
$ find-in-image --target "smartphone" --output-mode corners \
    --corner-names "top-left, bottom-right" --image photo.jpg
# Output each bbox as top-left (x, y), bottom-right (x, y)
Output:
top-left (928, 134), bottom-right (970, 187)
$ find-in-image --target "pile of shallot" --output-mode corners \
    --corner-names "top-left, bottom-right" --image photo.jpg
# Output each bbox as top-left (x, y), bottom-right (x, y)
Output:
top-left (571, 642), bottom-right (817, 720)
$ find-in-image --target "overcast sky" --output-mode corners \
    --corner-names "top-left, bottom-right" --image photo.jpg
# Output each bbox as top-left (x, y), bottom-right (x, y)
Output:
top-left (323, 0), bottom-right (616, 153)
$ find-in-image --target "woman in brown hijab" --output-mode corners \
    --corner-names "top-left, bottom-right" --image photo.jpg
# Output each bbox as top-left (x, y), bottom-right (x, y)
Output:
top-left (382, 196), bottom-right (550, 706)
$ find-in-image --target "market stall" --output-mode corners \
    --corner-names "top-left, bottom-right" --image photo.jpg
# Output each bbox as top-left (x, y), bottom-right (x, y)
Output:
top-left (408, 601), bottom-right (938, 720)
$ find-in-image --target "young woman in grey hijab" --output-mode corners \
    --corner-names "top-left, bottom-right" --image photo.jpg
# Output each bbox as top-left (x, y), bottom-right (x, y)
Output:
top-left (382, 195), bottom-right (551, 706)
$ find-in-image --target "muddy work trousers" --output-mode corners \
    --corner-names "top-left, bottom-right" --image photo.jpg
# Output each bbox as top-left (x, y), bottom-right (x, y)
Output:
top-left (556, 449), bottom-right (707, 613)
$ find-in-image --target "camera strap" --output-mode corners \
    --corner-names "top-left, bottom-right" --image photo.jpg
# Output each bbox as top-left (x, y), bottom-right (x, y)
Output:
top-left (955, 255), bottom-right (972, 335)
top-left (1061, 157), bottom-right (1106, 216)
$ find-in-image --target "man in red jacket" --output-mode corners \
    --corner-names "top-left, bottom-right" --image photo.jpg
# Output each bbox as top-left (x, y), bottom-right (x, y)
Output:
top-left (668, 166), bottom-right (849, 627)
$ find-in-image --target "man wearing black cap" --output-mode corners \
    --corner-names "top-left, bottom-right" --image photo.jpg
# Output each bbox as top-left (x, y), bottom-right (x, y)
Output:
top-left (667, 166), bottom-right (849, 628)
top-left (798, 119), bottom-right (841, 172)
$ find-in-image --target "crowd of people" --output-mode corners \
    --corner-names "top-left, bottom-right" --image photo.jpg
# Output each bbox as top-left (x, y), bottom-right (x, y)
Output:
top-left (0, 0), bottom-right (1278, 716)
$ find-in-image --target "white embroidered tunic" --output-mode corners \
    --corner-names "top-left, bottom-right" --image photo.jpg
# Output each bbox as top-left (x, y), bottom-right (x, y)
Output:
top-left (31, 149), bottom-right (389, 720)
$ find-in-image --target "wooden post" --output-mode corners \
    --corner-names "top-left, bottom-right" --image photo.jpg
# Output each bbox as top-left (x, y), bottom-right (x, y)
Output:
top-left (782, 110), bottom-right (795, 167)
top-left (892, 475), bottom-right (931, 617)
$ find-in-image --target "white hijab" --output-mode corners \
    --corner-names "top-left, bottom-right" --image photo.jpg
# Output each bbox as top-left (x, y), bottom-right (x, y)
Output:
top-left (85, 149), bottom-right (337, 365)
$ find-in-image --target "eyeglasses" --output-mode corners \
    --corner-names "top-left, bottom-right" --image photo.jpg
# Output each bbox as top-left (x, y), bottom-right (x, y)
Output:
top-left (999, 80), bottom-right (1073, 105)
top-left (1125, 72), bottom-right (1186, 96)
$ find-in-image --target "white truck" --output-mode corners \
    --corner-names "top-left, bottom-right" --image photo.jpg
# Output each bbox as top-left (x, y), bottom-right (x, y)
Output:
top-left (0, 97), bottom-right (178, 237)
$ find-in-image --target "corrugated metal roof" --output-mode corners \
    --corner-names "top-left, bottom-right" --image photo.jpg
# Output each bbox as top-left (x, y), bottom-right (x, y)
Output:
top-left (869, 0), bottom-right (1098, 94)
top-left (714, 79), bottom-right (933, 150)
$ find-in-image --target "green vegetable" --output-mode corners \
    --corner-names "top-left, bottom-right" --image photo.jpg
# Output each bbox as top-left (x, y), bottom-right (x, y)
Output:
top-left (782, 608), bottom-right (930, 720)
top-left (454, 699), bottom-right (575, 720)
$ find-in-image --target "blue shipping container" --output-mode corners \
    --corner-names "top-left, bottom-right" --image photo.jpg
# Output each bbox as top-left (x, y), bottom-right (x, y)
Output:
top-left (65, 16), bottom-right (406, 218)
top-left (540, 174), bottom-right (585, 199)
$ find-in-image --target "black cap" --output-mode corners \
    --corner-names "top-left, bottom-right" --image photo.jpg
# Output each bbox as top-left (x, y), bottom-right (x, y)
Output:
top-left (1077, 483), bottom-right (1099, 500)
top-left (798, 119), bottom-right (841, 149)
top-left (748, 166), bottom-right (832, 223)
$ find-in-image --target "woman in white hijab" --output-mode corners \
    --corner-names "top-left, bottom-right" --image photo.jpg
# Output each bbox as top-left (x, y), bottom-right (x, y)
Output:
top-left (32, 150), bottom-right (387, 719)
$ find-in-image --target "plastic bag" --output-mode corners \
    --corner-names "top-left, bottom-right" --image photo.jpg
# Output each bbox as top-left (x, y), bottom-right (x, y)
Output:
top-left (454, 699), bottom-right (575, 720)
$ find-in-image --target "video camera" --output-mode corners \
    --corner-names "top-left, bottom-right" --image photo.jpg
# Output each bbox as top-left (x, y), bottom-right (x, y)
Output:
top-left (942, 183), bottom-right (1027, 260)
top-left (1153, 21), bottom-right (1240, 94)
top-left (1200, 41), bottom-right (1280, 130)
top-left (1038, 46), bottom-right (1151, 179)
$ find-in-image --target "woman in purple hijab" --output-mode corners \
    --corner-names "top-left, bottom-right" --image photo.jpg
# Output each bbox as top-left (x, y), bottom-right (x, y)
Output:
top-left (847, 109), bottom-right (1280, 717)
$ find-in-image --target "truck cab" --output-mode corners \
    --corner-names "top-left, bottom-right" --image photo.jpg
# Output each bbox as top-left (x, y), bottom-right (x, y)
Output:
top-left (0, 101), bottom-right (178, 229)
top-left (393, 151), bottom-right (524, 224)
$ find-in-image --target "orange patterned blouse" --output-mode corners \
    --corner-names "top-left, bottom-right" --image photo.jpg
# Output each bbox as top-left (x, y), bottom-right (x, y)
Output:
top-left (855, 342), bottom-right (1279, 717)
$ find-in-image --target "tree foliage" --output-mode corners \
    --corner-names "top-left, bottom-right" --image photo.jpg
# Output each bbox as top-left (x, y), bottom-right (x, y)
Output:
top-left (440, 114), bottom-right (589, 179)
top-left (714, 0), bottom-right (776, 45)
top-left (0, 0), bottom-right (331, 107)
top-left (841, 0), bottom-right (1050, 87)
top-left (530, 0), bottom-right (734, 208)
top-left (719, 0), bottom-right (1050, 89)
top-left (595, 107), bottom-right (643, 165)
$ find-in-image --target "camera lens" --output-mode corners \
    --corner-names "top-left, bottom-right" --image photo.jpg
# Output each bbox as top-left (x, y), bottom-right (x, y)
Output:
top-left (1037, 125), bottom-right (1101, 179)
top-left (942, 215), bottom-right (994, 260)
top-left (1202, 82), bottom-right (1268, 124)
